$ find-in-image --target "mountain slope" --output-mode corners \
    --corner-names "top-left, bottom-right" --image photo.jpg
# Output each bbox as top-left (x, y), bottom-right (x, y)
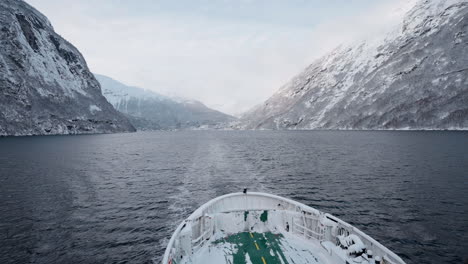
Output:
top-left (242, 0), bottom-right (468, 130)
top-left (0, 0), bottom-right (135, 136)
top-left (95, 74), bottom-right (236, 130)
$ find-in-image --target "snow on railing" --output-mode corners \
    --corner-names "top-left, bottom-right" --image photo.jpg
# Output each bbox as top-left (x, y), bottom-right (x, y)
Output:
top-left (324, 213), bottom-right (406, 264)
top-left (191, 219), bottom-right (212, 250)
top-left (293, 221), bottom-right (325, 240)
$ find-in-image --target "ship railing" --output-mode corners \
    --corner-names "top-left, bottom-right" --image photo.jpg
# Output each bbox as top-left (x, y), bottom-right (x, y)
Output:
top-left (325, 213), bottom-right (406, 264)
top-left (292, 221), bottom-right (325, 240)
top-left (192, 226), bottom-right (212, 250)
top-left (192, 229), bottom-right (210, 244)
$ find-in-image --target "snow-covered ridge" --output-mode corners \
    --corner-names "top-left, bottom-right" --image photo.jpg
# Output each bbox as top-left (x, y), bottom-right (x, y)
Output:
top-left (96, 74), bottom-right (168, 106)
top-left (1, 0), bottom-right (53, 29)
top-left (0, 0), bottom-right (135, 136)
top-left (95, 74), bottom-right (236, 130)
top-left (241, 0), bottom-right (468, 130)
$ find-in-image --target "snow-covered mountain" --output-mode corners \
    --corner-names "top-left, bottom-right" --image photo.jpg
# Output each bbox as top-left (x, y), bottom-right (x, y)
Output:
top-left (0, 0), bottom-right (135, 136)
top-left (95, 74), bottom-right (236, 130)
top-left (241, 0), bottom-right (468, 130)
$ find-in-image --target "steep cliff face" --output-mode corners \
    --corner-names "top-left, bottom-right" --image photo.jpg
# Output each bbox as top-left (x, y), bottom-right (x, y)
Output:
top-left (0, 0), bottom-right (135, 136)
top-left (242, 0), bottom-right (468, 130)
top-left (96, 74), bottom-right (236, 130)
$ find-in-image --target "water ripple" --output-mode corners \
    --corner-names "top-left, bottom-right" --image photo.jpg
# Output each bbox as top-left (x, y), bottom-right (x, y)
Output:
top-left (0, 131), bottom-right (467, 264)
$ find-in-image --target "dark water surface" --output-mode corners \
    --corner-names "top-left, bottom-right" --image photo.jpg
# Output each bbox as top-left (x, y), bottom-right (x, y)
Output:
top-left (0, 131), bottom-right (467, 264)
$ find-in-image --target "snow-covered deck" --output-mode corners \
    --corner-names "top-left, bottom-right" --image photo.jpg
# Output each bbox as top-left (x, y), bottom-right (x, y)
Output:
top-left (188, 231), bottom-right (332, 264)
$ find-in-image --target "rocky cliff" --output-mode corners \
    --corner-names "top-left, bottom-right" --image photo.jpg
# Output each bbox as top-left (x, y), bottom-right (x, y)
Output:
top-left (0, 0), bottom-right (135, 136)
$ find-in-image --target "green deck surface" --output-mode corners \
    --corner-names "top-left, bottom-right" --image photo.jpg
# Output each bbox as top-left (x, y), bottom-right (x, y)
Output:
top-left (213, 232), bottom-right (289, 264)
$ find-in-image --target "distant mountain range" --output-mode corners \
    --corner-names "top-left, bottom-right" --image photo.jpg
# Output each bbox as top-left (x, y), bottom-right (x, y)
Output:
top-left (0, 0), bottom-right (135, 136)
top-left (241, 0), bottom-right (468, 130)
top-left (95, 74), bottom-right (236, 130)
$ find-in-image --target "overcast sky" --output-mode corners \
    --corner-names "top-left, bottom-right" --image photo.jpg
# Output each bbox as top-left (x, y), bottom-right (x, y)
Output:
top-left (25, 0), bottom-right (413, 115)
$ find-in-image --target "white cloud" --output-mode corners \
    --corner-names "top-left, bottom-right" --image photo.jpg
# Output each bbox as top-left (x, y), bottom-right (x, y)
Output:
top-left (25, 0), bottom-right (416, 116)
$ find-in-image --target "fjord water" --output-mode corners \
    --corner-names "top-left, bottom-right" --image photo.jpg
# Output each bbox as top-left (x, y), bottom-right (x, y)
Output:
top-left (0, 131), bottom-right (466, 264)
